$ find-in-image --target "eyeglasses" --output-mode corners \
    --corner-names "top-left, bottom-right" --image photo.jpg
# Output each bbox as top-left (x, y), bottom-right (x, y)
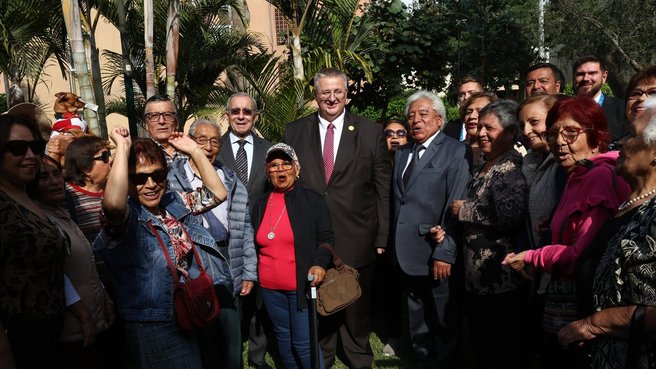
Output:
top-left (627, 87), bottom-right (656, 100)
top-left (317, 90), bottom-right (346, 99)
top-left (543, 127), bottom-right (591, 144)
top-left (93, 150), bottom-right (111, 163)
top-left (129, 169), bottom-right (168, 185)
top-left (384, 129), bottom-right (407, 138)
top-left (266, 161), bottom-right (294, 173)
top-left (3, 140), bottom-right (46, 156)
top-left (228, 108), bottom-right (255, 116)
top-left (145, 112), bottom-right (177, 122)
top-left (190, 135), bottom-right (220, 148)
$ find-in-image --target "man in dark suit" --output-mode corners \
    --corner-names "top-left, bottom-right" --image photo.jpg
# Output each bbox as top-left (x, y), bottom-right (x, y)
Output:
top-left (573, 55), bottom-right (631, 143)
top-left (284, 68), bottom-right (392, 369)
top-left (216, 92), bottom-right (273, 369)
top-left (392, 91), bottom-right (471, 368)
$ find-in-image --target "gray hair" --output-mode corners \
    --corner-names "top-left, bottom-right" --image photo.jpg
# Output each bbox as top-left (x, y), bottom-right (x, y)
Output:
top-left (641, 96), bottom-right (656, 145)
top-left (313, 68), bottom-right (348, 91)
top-left (226, 92), bottom-right (258, 112)
top-left (478, 99), bottom-right (520, 134)
top-left (188, 119), bottom-right (221, 137)
top-left (405, 91), bottom-right (447, 122)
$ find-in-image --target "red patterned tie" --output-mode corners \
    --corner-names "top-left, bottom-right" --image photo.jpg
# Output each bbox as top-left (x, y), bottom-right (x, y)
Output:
top-left (323, 123), bottom-right (335, 184)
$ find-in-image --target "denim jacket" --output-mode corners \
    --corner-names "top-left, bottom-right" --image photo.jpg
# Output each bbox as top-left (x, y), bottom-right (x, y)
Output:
top-left (168, 158), bottom-right (257, 295)
top-left (92, 193), bottom-right (216, 321)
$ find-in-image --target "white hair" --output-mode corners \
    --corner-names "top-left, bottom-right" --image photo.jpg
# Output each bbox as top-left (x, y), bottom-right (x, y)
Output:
top-left (405, 91), bottom-right (447, 122)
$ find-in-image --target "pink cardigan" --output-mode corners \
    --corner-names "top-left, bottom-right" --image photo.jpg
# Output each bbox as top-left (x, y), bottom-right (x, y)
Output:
top-left (524, 151), bottom-right (630, 276)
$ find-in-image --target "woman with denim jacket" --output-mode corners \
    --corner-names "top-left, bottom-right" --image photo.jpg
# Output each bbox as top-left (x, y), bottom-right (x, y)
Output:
top-left (94, 127), bottom-right (227, 369)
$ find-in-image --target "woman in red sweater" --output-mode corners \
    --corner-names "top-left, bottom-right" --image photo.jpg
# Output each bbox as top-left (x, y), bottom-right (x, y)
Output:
top-left (250, 143), bottom-right (334, 369)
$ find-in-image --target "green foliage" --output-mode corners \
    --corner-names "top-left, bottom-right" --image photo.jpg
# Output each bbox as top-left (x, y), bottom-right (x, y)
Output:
top-left (546, 0), bottom-right (656, 94)
top-left (0, 0), bottom-right (67, 103)
top-left (101, 0), bottom-right (278, 133)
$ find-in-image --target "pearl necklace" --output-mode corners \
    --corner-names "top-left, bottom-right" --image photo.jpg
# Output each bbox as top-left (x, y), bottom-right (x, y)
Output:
top-left (618, 187), bottom-right (656, 211)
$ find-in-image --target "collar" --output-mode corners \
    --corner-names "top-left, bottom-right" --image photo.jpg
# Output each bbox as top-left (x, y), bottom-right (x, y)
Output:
top-left (229, 132), bottom-right (254, 145)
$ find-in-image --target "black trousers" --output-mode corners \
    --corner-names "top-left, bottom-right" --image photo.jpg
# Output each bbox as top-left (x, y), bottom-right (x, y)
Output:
top-left (404, 274), bottom-right (461, 369)
top-left (319, 263), bottom-right (374, 369)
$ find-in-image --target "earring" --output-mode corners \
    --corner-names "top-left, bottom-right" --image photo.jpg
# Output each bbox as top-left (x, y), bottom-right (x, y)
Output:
top-left (651, 158), bottom-right (656, 166)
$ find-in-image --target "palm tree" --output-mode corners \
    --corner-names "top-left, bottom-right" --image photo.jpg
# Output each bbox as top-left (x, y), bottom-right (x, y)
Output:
top-left (61, 0), bottom-right (102, 136)
top-left (0, 0), bottom-right (67, 106)
top-left (101, 0), bottom-right (274, 132)
top-left (265, 0), bottom-right (380, 84)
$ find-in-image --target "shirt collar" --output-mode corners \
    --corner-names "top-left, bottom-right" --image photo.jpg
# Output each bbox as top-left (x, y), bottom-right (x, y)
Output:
top-left (229, 132), bottom-right (253, 145)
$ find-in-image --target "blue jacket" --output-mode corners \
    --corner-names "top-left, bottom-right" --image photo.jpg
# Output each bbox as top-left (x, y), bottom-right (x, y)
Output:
top-left (92, 193), bottom-right (215, 321)
top-left (168, 158), bottom-right (257, 296)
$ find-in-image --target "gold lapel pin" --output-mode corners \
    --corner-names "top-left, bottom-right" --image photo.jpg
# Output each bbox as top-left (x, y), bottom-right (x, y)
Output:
top-left (348, 125), bottom-right (354, 131)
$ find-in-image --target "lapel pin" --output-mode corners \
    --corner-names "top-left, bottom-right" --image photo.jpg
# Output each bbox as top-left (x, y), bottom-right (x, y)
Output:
top-left (348, 125), bottom-right (354, 131)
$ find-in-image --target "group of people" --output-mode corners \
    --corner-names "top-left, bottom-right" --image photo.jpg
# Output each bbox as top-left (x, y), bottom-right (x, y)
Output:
top-left (1, 58), bottom-right (655, 369)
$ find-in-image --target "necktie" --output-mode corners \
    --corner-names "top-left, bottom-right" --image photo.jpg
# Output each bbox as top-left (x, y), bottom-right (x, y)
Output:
top-left (403, 144), bottom-right (424, 187)
top-left (323, 123), bottom-right (335, 184)
top-left (236, 139), bottom-right (249, 187)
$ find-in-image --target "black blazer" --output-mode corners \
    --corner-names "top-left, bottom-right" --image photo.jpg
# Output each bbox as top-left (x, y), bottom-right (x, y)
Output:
top-left (602, 95), bottom-right (631, 143)
top-left (251, 186), bottom-right (334, 309)
top-left (217, 130), bottom-right (273, 205)
top-left (442, 119), bottom-right (463, 141)
top-left (283, 111), bottom-right (392, 268)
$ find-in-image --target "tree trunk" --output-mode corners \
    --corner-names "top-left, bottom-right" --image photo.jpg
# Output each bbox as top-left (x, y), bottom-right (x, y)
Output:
top-left (165, 0), bottom-right (179, 98)
top-left (291, 31), bottom-right (304, 81)
top-left (61, 0), bottom-right (101, 135)
top-left (81, 4), bottom-right (107, 138)
top-left (144, 0), bottom-right (156, 98)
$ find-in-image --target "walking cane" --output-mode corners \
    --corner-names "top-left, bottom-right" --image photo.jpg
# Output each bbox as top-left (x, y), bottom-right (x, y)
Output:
top-left (308, 274), bottom-right (321, 369)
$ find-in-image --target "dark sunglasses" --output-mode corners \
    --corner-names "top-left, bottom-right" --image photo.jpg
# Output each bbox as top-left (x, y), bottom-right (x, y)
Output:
top-left (229, 108), bottom-right (255, 116)
top-left (93, 150), bottom-right (111, 163)
top-left (3, 140), bottom-right (46, 156)
top-left (129, 169), bottom-right (168, 185)
top-left (384, 129), bottom-right (407, 138)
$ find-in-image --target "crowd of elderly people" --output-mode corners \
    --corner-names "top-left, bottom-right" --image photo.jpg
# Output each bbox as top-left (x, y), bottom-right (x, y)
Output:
top-left (1, 60), bottom-right (656, 369)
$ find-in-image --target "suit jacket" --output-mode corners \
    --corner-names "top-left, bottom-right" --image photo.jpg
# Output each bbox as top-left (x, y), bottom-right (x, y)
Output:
top-left (442, 119), bottom-right (463, 141)
top-left (602, 95), bottom-right (631, 143)
top-left (217, 130), bottom-right (273, 206)
top-left (283, 110), bottom-right (392, 268)
top-left (392, 132), bottom-right (471, 276)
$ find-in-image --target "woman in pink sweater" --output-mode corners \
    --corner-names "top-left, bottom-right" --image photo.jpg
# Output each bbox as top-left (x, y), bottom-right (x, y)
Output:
top-left (503, 96), bottom-right (630, 369)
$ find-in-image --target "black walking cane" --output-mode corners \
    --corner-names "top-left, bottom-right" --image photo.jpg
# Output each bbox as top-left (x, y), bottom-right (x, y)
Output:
top-left (308, 274), bottom-right (321, 369)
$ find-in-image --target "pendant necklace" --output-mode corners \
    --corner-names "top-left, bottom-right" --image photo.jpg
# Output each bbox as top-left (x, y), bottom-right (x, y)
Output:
top-left (268, 199), bottom-right (287, 240)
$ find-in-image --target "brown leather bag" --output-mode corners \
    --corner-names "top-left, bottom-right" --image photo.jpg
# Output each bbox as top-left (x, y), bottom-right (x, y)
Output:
top-left (316, 245), bottom-right (361, 316)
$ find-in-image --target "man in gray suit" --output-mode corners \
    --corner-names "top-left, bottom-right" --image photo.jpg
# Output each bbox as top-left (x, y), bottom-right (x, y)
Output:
top-left (392, 91), bottom-right (471, 368)
top-left (216, 92), bottom-right (273, 369)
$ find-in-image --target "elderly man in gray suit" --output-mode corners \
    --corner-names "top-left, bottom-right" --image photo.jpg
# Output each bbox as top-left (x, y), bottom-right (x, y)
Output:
top-left (392, 91), bottom-right (471, 369)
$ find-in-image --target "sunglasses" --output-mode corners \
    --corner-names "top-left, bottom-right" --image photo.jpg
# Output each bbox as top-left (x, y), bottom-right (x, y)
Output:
top-left (3, 140), bottom-right (46, 156)
top-left (129, 169), bottom-right (168, 185)
top-left (384, 129), bottom-right (407, 138)
top-left (93, 150), bottom-right (111, 163)
top-left (229, 108), bottom-right (255, 116)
